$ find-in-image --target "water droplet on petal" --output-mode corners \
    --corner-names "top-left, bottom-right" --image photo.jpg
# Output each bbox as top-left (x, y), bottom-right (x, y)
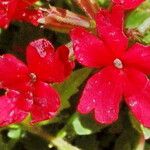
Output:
top-left (48, 112), bottom-right (55, 117)
top-left (94, 80), bottom-right (98, 84)
top-left (129, 100), bottom-right (138, 107)
top-left (9, 110), bottom-right (15, 117)
top-left (93, 99), bottom-right (96, 103)
top-left (39, 98), bottom-right (47, 107)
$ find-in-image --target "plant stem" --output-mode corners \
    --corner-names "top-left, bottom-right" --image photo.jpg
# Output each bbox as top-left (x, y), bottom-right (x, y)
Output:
top-left (135, 135), bottom-right (145, 150)
top-left (23, 124), bottom-right (81, 150)
top-left (57, 113), bottom-right (78, 138)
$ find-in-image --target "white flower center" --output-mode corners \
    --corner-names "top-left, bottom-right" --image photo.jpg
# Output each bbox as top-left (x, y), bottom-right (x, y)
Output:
top-left (113, 58), bottom-right (123, 69)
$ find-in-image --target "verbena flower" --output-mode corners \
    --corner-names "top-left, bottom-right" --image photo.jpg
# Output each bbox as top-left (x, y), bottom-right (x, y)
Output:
top-left (0, 0), bottom-right (43, 28)
top-left (0, 39), bottom-right (73, 126)
top-left (70, 5), bottom-right (150, 127)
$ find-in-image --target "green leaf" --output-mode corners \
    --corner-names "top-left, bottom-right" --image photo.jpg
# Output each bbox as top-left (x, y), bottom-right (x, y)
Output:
top-left (126, 1), bottom-right (150, 29)
top-left (129, 112), bottom-right (150, 139)
top-left (142, 32), bottom-right (150, 44)
top-left (126, 10), bottom-right (150, 29)
top-left (114, 130), bottom-right (140, 150)
top-left (7, 128), bottom-right (22, 139)
top-left (72, 113), bottom-right (105, 135)
top-left (54, 68), bottom-right (92, 110)
top-left (97, 0), bottom-right (110, 7)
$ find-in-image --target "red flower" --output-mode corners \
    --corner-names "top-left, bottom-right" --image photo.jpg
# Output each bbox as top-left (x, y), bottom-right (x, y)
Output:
top-left (112, 0), bottom-right (144, 9)
top-left (0, 0), bottom-right (43, 28)
top-left (70, 5), bottom-right (150, 127)
top-left (0, 39), bottom-right (73, 126)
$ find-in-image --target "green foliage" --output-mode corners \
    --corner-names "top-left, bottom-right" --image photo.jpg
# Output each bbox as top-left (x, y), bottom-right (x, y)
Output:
top-left (54, 68), bottom-right (92, 110)
top-left (126, 0), bottom-right (150, 29)
top-left (129, 112), bottom-right (150, 140)
top-left (72, 113), bottom-right (105, 135)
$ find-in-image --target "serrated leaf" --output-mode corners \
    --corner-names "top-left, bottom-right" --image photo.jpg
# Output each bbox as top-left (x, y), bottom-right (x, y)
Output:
top-left (54, 68), bottom-right (92, 110)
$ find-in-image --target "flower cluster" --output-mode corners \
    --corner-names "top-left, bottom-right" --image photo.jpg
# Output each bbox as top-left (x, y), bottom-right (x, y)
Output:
top-left (0, 0), bottom-right (43, 28)
top-left (0, 39), bottom-right (73, 126)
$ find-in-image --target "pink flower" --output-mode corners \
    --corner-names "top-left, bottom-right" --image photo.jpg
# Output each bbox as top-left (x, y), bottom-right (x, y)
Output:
top-left (0, 39), bottom-right (73, 126)
top-left (70, 5), bottom-right (150, 127)
top-left (0, 0), bottom-right (43, 29)
top-left (112, 0), bottom-right (144, 9)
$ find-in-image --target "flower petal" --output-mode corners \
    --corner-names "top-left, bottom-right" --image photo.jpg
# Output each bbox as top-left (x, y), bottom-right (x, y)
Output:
top-left (70, 27), bottom-right (112, 68)
top-left (78, 66), bottom-right (123, 124)
top-left (123, 43), bottom-right (150, 74)
top-left (31, 82), bottom-right (60, 123)
top-left (124, 68), bottom-right (150, 127)
top-left (0, 90), bottom-right (28, 127)
top-left (0, 0), bottom-right (39, 28)
top-left (96, 5), bottom-right (128, 57)
top-left (0, 0), bottom-right (17, 28)
top-left (14, 9), bottom-right (43, 26)
top-left (112, 0), bottom-right (144, 10)
top-left (0, 54), bottom-right (30, 91)
top-left (26, 39), bottom-right (73, 83)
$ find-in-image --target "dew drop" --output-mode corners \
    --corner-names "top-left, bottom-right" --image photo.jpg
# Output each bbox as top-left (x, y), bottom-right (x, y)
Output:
top-left (129, 100), bottom-right (138, 107)
top-left (9, 110), bottom-right (15, 117)
top-left (39, 98), bottom-right (47, 107)
top-left (48, 112), bottom-right (55, 117)
top-left (86, 106), bottom-right (91, 111)
top-left (93, 99), bottom-right (96, 103)
top-left (34, 41), bottom-right (48, 58)
top-left (94, 80), bottom-right (98, 84)
top-left (75, 40), bottom-right (80, 45)
top-left (107, 108), bottom-right (115, 114)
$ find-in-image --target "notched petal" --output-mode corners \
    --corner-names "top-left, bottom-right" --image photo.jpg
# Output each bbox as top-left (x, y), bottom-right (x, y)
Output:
top-left (31, 82), bottom-right (60, 123)
top-left (78, 67), bottom-right (123, 124)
